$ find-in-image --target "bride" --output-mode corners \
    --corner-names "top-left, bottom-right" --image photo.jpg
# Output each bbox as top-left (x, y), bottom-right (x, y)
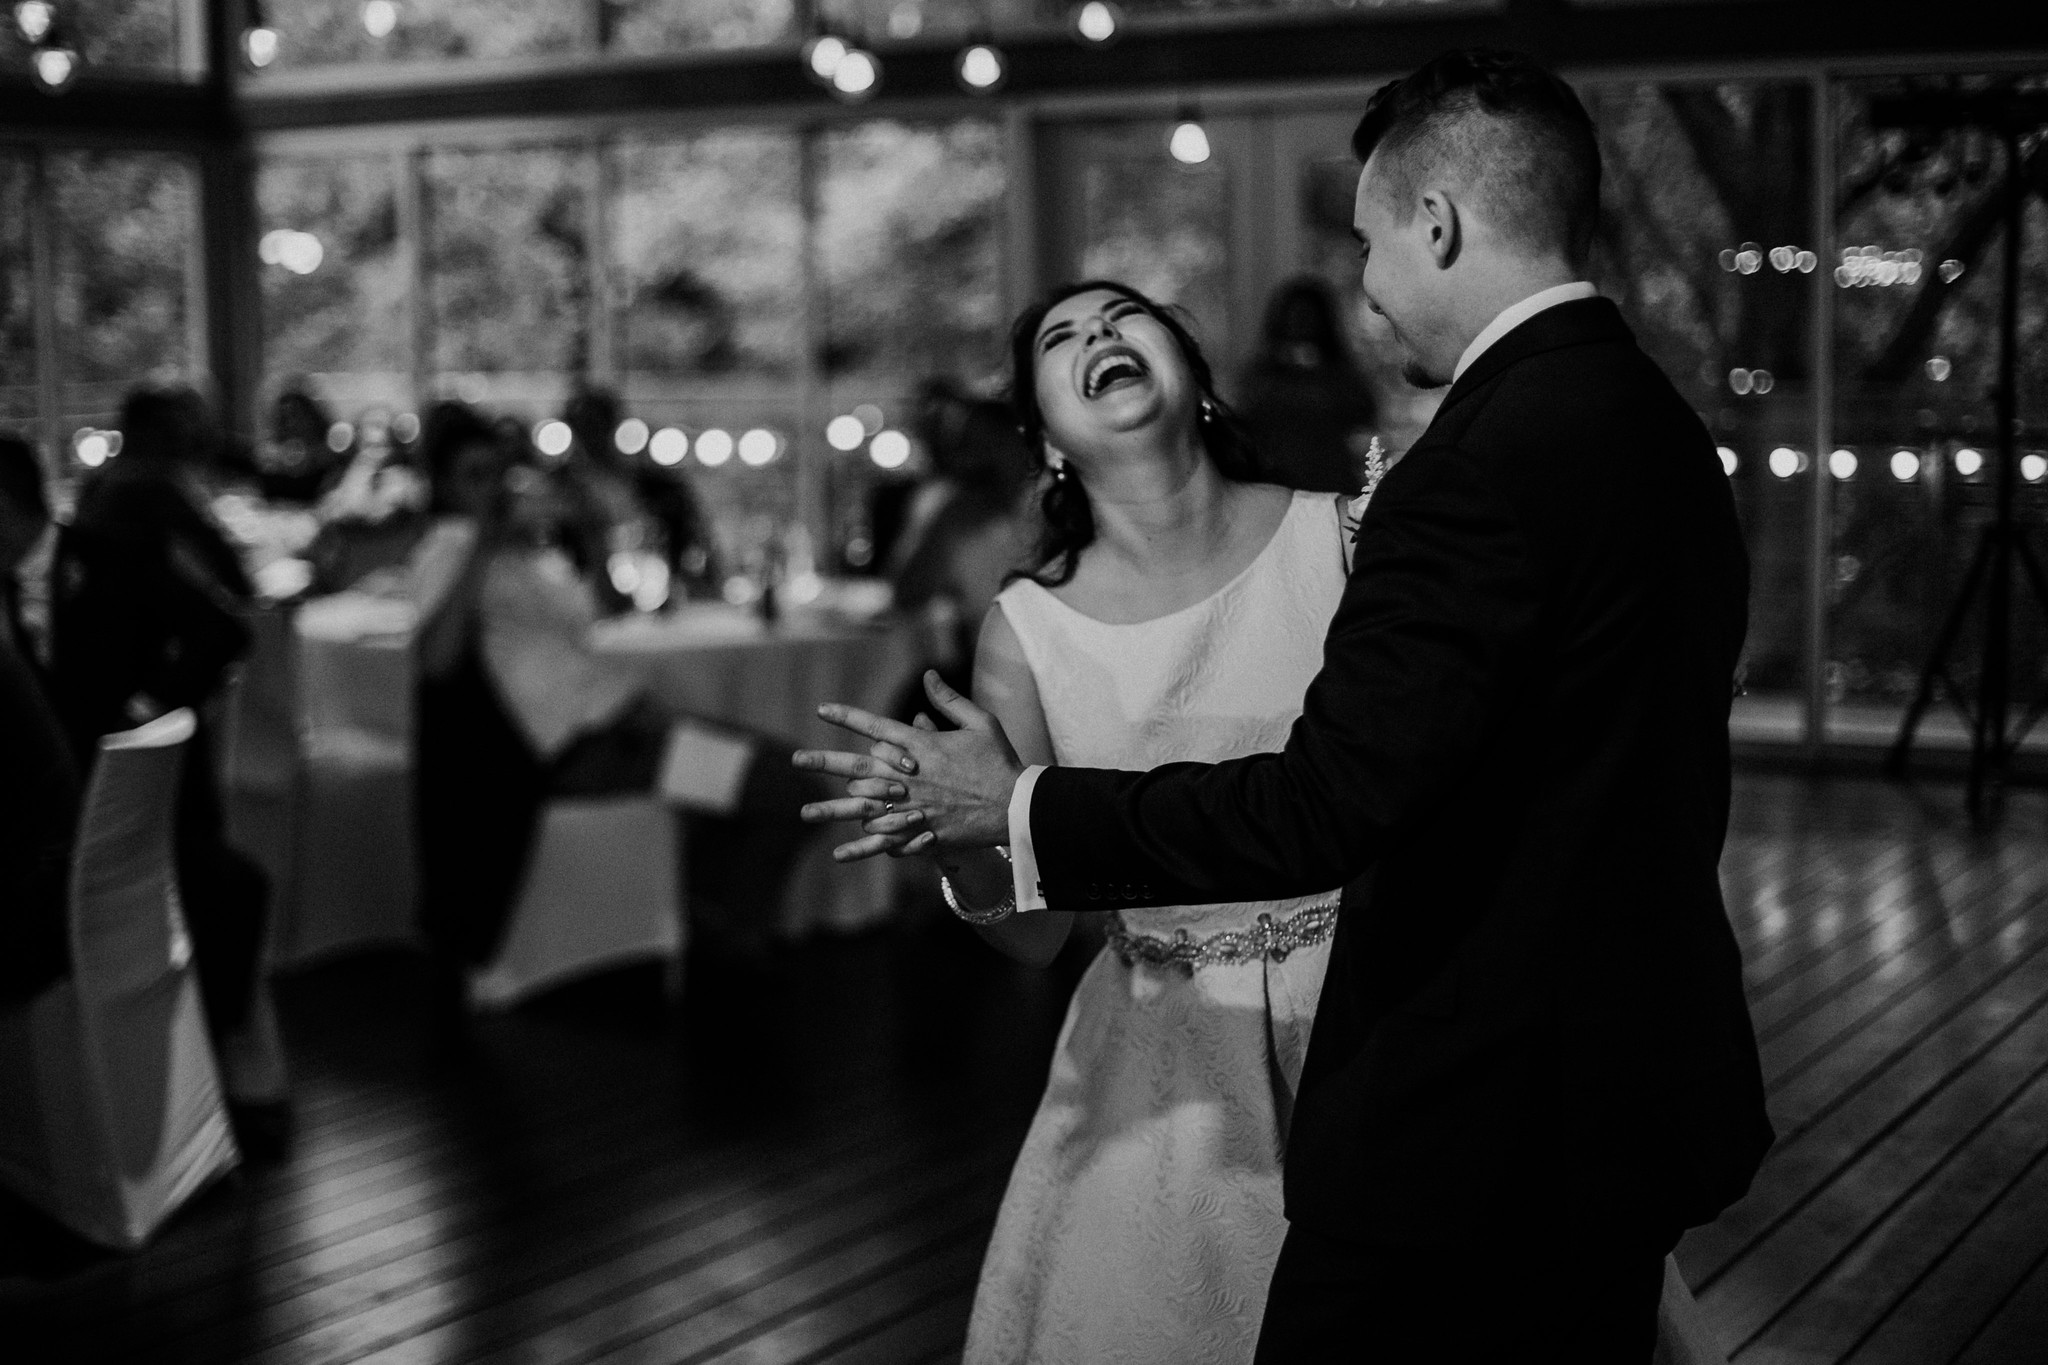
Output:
top-left (815, 280), bottom-right (1723, 1364)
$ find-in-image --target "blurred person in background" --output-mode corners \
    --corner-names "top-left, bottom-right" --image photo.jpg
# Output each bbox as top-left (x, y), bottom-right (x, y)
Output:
top-left (257, 384), bottom-right (350, 504)
top-left (1235, 276), bottom-right (1381, 492)
top-left (411, 402), bottom-right (832, 980)
top-left (0, 433), bottom-right (53, 675)
top-left (48, 387), bottom-right (289, 1138)
top-left (558, 386), bottom-right (719, 608)
top-left (889, 396), bottom-right (1035, 702)
top-left (0, 433), bottom-right (76, 1005)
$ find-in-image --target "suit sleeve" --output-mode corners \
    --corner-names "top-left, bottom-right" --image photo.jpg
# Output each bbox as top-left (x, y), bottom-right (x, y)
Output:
top-left (1028, 444), bottom-right (1540, 910)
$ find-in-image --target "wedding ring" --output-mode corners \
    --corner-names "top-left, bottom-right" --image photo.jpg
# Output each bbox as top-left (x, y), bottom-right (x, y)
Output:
top-left (883, 801), bottom-right (896, 814)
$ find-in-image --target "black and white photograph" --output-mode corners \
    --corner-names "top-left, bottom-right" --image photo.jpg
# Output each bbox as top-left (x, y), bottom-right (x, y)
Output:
top-left (3, 2), bottom-right (2048, 1362)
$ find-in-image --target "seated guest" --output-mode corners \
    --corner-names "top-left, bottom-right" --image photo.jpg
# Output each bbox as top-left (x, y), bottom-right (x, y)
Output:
top-left (0, 435), bottom-right (76, 1004)
top-left (49, 388), bottom-right (287, 1125)
top-left (412, 404), bottom-right (831, 971)
top-left (557, 386), bottom-right (720, 608)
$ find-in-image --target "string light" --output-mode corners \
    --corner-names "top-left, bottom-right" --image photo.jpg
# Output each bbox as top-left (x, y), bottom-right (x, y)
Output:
top-left (242, 24), bottom-right (278, 68)
top-left (1835, 246), bottom-right (1923, 288)
top-left (695, 428), bottom-right (734, 467)
top-left (738, 428), bottom-right (780, 466)
top-left (1072, 0), bottom-right (1120, 45)
top-left (259, 228), bottom-right (324, 275)
top-left (13, 1), bottom-right (53, 43)
top-left (1890, 449), bottom-right (1920, 482)
top-left (1768, 447), bottom-right (1803, 479)
top-left (649, 427), bottom-right (687, 466)
top-left (361, 0), bottom-right (398, 38)
top-left (2025, 454), bottom-right (2047, 484)
top-left (31, 43), bottom-right (77, 91)
top-left (886, 1), bottom-right (923, 38)
top-left (533, 419), bottom-right (573, 459)
top-left (614, 418), bottom-right (650, 455)
top-left (956, 43), bottom-right (1005, 94)
top-left (1829, 448), bottom-right (1858, 480)
top-left (803, 33), bottom-right (847, 82)
top-left (826, 415), bottom-right (866, 451)
top-left (869, 430), bottom-right (912, 469)
top-left (1925, 356), bottom-right (1952, 382)
top-left (1718, 446), bottom-right (1738, 476)
top-left (1955, 447), bottom-right (1983, 477)
top-left (1169, 111), bottom-right (1211, 166)
top-left (830, 48), bottom-right (880, 100)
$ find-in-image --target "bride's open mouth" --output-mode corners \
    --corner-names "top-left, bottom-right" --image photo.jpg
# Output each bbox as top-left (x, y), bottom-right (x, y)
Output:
top-left (1082, 345), bottom-right (1150, 399)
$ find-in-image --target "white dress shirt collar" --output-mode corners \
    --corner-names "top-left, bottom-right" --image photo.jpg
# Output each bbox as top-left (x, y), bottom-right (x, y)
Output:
top-left (1452, 281), bottom-right (1599, 384)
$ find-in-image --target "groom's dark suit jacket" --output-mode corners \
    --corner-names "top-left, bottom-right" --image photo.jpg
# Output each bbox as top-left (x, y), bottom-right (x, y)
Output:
top-left (1030, 297), bottom-right (1774, 1247)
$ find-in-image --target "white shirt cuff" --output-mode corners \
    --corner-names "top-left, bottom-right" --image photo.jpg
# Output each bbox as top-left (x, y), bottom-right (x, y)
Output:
top-left (1007, 764), bottom-right (1049, 912)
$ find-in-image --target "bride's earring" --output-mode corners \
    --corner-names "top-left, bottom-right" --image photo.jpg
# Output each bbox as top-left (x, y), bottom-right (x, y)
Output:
top-left (1199, 397), bottom-right (1217, 424)
top-left (1047, 449), bottom-right (1070, 483)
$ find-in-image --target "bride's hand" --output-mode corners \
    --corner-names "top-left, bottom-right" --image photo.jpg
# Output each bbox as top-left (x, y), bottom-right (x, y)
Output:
top-left (795, 670), bottom-right (1022, 862)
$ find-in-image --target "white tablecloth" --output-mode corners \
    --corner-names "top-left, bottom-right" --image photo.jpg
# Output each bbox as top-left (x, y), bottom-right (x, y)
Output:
top-left (593, 603), bottom-right (934, 936)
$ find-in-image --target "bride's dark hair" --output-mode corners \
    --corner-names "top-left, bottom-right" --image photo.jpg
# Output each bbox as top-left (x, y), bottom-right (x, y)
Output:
top-left (1006, 279), bottom-right (1259, 588)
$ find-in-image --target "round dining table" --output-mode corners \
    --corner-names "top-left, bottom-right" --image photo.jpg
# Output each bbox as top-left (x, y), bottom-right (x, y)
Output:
top-left (592, 601), bottom-right (937, 936)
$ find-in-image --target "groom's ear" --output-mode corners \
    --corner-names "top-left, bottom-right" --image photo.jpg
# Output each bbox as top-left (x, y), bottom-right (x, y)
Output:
top-left (1419, 188), bottom-right (1461, 271)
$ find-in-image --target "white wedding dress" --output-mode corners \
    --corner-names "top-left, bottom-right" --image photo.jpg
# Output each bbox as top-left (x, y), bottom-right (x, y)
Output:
top-left (964, 489), bottom-right (1729, 1365)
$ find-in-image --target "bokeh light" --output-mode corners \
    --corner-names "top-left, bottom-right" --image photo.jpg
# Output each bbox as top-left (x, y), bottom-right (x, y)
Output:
top-left (1717, 446), bottom-right (1738, 477)
top-left (1890, 449), bottom-right (1919, 482)
top-left (614, 418), bottom-right (650, 455)
top-left (804, 34), bottom-right (847, 81)
top-left (738, 428), bottom-right (779, 466)
top-left (695, 428), bottom-right (734, 467)
top-left (957, 44), bottom-right (1004, 92)
top-left (534, 419), bottom-right (573, 458)
top-left (826, 415), bottom-right (866, 451)
top-left (14, 2), bottom-right (54, 43)
top-left (1073, 0), bottom-right (1119, 44)
top-left (1955, 447), bottom-right (1983, 477)
top-left (831, 50), bottom-right (879, 99)
top-left (1769, 447), bottom-right (1802, 479)
top-left (243, 26), bottom-right (278, 68)
top-left (1829, 448), bottom-right (1857, 481)
top-left (649, 427), bottom-right (688, 466)
top-left (2023, 454), bottom-right (2046, 484)
top-left (362, 0), bottom-right (398, 38)
top-left (869, 430), bottom-right (912, 469)
top-left (326, 421), bottom-right (355, 453)
top-left (1169, 121), bottom-right (1212, 165)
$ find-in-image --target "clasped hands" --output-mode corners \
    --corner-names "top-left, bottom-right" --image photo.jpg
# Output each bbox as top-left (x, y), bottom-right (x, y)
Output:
top-left (794, 670), bottom-right (1022, 863)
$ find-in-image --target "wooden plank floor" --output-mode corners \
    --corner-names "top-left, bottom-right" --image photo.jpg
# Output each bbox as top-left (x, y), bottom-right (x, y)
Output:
top-left (6, 772), bottom-right (2048, 1363)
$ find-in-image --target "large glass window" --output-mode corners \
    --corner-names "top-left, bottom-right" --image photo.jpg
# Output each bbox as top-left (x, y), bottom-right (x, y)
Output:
top-left (427, 145), bottom-right (589, 404)
top-left (49, 150), bottom-right (198, 438)
top-left (1060, 120), bottom-right (1233, 355)
top-left (258, 155), bottom-right (408, 416)
top-left (72, 0), bottom-right (183, 73)
top-left (1826, 77), bottom-right (2048, 746)
top-left (611, 128), bottom-right (805, 535)
top-left (0, 155), bottom-right (36, 437)
top-left (265, 0), bottom-right (588, 69)
top-left (1581, 81), bottom-right (1820, 739)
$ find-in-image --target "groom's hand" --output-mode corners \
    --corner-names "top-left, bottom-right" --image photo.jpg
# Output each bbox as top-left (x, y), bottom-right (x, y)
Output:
top-left (794, 670), bottom-right (1021, 863)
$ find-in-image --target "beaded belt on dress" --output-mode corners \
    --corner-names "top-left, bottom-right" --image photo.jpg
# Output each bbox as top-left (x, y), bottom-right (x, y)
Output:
top-left (1106, 900), bottom-right (1340, 975)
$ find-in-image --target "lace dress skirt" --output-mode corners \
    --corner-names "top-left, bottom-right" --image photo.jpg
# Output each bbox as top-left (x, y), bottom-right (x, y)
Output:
top-left (963, 898), bottom-right (1333, 1365)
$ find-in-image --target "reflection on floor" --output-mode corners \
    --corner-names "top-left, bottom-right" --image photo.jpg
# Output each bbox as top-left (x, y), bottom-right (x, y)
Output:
top-left (4, 773), bottom-right (2048, 1364)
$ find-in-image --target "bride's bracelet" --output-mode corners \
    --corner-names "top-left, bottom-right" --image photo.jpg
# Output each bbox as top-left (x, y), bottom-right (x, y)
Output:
top-left (941, 846), bottom-right (1016, 925)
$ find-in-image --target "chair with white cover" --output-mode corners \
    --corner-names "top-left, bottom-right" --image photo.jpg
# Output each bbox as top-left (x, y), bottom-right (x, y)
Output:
top-left (0, 709), bottom-right (241, 1249)
top-left (466, 796), bottom-right (684, 1011)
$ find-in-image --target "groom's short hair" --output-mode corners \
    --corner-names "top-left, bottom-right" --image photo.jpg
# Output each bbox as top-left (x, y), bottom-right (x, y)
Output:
top-left (1353, 49), bottom-right (1601, 267)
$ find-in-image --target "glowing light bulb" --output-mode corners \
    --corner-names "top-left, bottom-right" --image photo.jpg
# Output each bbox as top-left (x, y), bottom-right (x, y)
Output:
top-left (614, 418), bottom-right (650, 455)
top-left (1717, 446), bottom-right (1738, 476)
top-left (826, 415), bottom-right (865, 451)
top-left (362, 0), bottom-right (398, 38)
top-left (1768, 447), bottom-right (1801, 479)
top-left (695, 428), bottom-right (734, 467)
top-left (1955, 447), bottom-right (1983, 477)
top-left (1890, 449), bottom-right (1919, 481)
top-left (831, 49), bottom-right (879, 99)
top-left (738, 428), bottom-right (779, 466)
top-left (804, 34), bottom-right (847, 80)
top-left (1169, 121), bottom-right (1211, 165)
top-left (648, 427), bottom-right (687, 466)
top-left (32, 46), bottom-right (77, 92)
top-left (534, 419), bottom-right (573, 458)
top-left (1073, 0), bottom-right (1119, 44)
top-left (1829, 448), bottom-right (1857, 480)
top-left (869, 430), bottom-right (912, 469)
top-left (957, 44), bottom-right (1004, 92)
top-left (14, 1), bottom-right (53, 43)
top-left (243, 26), bottom-right (279, 68)
top-left (2024, 454), bottom-right (2047, 483)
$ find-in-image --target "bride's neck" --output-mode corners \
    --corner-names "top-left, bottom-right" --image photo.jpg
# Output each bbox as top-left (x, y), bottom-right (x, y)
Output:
top-left (1083, 437), bottom-right (1237, 573)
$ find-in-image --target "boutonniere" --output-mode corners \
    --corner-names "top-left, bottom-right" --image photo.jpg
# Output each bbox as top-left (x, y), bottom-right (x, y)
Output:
top-left (1343, 436), bottom-right (1389, 546)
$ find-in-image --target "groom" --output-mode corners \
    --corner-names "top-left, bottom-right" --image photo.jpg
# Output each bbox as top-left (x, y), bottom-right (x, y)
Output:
top-left (800, 49), bottom-right (1772, 1361)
